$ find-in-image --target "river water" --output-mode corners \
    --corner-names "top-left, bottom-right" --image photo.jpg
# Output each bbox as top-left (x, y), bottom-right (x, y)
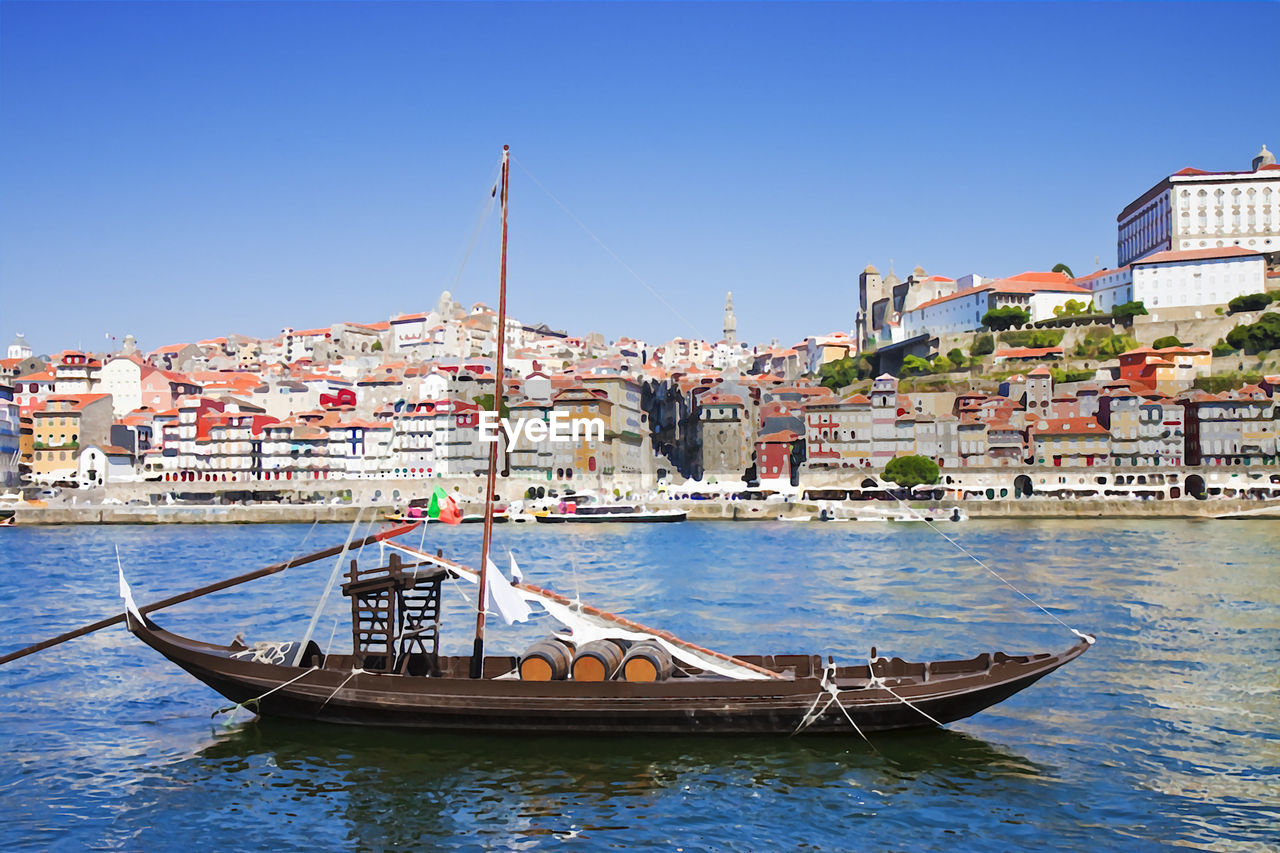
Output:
top-left (0, 520), bottom-right (1276, 851)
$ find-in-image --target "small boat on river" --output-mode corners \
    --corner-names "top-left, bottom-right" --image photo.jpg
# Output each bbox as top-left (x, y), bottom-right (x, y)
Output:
top-left (533, 493), bottom-right (685, 524)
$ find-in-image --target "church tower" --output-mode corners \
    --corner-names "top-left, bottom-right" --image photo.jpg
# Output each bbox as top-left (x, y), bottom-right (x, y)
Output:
top-left (723, 291), bottom-right (737, 345)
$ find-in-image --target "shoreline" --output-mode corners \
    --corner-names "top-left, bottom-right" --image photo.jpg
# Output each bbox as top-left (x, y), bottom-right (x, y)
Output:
top-left (7, 497), bottom-right (1279, 524)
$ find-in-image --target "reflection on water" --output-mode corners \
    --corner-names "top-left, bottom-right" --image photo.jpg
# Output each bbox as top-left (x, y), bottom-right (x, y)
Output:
top-left (1, 521), bottom-right (1277, 850)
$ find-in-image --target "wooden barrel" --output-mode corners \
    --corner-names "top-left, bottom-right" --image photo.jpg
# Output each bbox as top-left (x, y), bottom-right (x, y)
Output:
top-left (519, 638), bottom-right (574, 681)
top-left (621, 641), bottom-right (674, 682)
top-left (571, 639), bottom-right (626, 682)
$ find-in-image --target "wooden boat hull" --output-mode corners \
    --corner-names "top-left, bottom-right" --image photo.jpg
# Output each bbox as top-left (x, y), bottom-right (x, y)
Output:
top-left (126, 611), bottom-right (1089, 735)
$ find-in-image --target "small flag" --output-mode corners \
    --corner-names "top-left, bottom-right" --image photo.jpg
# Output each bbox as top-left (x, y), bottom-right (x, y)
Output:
top-left (427, 486), bottom-right (462, 525)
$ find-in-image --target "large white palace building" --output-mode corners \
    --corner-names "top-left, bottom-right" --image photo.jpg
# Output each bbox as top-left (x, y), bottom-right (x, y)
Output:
top-left (1117, 144), bottom-right (1280, 268)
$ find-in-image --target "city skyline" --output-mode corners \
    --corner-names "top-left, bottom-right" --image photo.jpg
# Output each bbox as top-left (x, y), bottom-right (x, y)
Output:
top-left (2, 1), bottom-right (1277, 352)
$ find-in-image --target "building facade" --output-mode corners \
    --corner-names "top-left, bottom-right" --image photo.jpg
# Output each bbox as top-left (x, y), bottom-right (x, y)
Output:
top-left (1117, 145), bottom-right (1280, 267)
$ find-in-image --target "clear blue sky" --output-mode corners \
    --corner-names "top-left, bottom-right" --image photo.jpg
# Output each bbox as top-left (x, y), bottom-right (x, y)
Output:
top-left (1, 1), bottom-right (1276, 356)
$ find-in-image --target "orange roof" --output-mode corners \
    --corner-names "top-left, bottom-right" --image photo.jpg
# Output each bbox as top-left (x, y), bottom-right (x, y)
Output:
top-left (910, 272), bottom-right (1086, 312)
top-left (756, 429), bottom-right (800, 443)
top-left (1071, 266), bottom-right (1131, 284)
top-left (1031, 417), bottom-right (1107, 436)
top-left (1134, 246), bottom-right (1261, 265)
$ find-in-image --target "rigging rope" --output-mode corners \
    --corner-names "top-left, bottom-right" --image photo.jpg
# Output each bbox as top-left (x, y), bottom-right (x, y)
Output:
top-left (891, 494), bottom-right (1095, 645)
top-left (511, 154), bottom-right (704, 340)
top-left (792, 661), bottom-right (876, 749)
top-left (292, 505), bottom-right (367, 666)
top-left (447, 153), bottom-right (504, 296)
top-left (864, 656), bottom-right (945, 727)
top-left (213, 665), bottom-right (319, 723)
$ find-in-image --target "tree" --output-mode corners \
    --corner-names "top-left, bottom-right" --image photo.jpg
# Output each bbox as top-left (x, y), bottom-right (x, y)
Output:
top-left (883, 455), bottom-right (940, 488)
top-left (1227, 292), bottom-right (1275, 314)
top-left (900, 354), bottom-right (932, 376)
top-left (982, 306), bottom-right (1031, 331)
top-left (946, 347), bottom-right (966, 367)
top-left (1225, 313), bottom-right (1280, 355)
top-left (1152, 335), bottom-right (1185, 350)
top-left (970, 333), bottom-right (995, 357)
top-left (472, 394), bottom-right (511, 420)
top-left (371, 340), bottom-right (383, 352)
top-left (1051, 263), bottom-right (1075, 279)
top-left (930, 355), bottom-right (954, 374)
top-left (818, 353), bottom-right (875, 390)
top-left (1053, 299), bottom-right (1089, 318)
top-left (1112, 301), bottom-right (1148, 324)
top-left (1212, 339), bottom-right (1236, 357)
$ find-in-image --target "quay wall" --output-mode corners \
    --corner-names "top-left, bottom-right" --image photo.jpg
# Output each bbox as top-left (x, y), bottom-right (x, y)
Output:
top-left (12, 497), bottom-right (1277, 524)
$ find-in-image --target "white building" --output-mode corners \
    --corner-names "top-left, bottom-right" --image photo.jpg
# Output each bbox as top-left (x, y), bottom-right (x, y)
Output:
top-left (900, 272), bottom-right (1092, 339)
top-left (1073, 267), bottom-right (1134, 313)
top-left (1132, 247), bottom-right (1266, 310)
top-left (1117, 144), bottom-right (1280, 268)
top-left (8, 334), bottom-right (32, 361)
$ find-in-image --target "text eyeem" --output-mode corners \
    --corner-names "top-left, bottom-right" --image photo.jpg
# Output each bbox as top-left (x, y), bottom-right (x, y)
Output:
top-left (477, 411), bottom-right (606, 444)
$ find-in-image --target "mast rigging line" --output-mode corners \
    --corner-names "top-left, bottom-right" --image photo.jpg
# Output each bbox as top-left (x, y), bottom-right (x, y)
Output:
top-left (510, 154), bottom-right (704, 341)
top-left (891, 494), bottom-right (1095, 645)
top-left (447, 154), bottom-right (504, 296)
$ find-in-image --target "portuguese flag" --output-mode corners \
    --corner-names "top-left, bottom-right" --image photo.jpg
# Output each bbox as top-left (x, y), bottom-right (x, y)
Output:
top-left (427, 486), bottom-right (463, 525)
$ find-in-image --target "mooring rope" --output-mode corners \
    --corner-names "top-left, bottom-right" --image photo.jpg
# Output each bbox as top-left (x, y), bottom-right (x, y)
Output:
top-left (317, 668), bottom-right (366, 712)
top-left (792, 661), bottom-right (875, 749)
top-left (892, 495), bottom-right (1095, 644)
top-left (213, 665), bottom-right (319, 722)
top-left (865, 656), bottom-right (945, 727)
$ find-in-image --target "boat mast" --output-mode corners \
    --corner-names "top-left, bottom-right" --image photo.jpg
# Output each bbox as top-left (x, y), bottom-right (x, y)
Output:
top-left (471, 144), bottom-right (510, 679)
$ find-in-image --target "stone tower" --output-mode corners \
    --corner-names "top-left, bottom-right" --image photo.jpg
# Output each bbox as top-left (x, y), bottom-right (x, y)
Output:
top-left (857, 265), bottom-right (883, 352)
top-left (723, 291), bottom-right (737, 345)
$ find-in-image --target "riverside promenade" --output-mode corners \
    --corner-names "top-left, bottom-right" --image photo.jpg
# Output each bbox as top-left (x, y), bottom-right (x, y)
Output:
top-left (9, 497), bottom-right (1279, 524)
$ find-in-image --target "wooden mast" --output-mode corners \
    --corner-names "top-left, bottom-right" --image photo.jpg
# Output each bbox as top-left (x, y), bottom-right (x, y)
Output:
top-left (471, 144), bottom-right (510, 679)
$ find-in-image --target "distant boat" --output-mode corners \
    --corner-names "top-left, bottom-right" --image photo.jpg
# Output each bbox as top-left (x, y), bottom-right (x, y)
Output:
top-left (533, 493), bottom-right (685, 524)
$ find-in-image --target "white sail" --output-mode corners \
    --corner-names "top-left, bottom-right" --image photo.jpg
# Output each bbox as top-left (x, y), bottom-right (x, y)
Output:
top-left (386, 542), bottom-right (782, 681)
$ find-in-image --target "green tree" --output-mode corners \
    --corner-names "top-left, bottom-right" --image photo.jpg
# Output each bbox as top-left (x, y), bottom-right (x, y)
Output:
top-left (1098, 333), bottom-right (1139, 358)
top-left (982, 306), bottom-right (1031, 331)
top-left (931, 355), bottom-right (954, 374)
top-left (371, 340), bottom-right (383, 352)
top-left (1052, 299), bottom-right (1089, 317)
top-left (1224, 313), bottom-right (1280, 355)
top-left (1051, 263), bottom-right (1075, 279)
top-left (946, 347), bottom-right (966, 367)
top-left (1211, 339), bottom-right (1236, 357)
top-left (970, 333), bottom-right (995, 357)
top-left (1227, 292), bottom-right (1275, 314)
top-left (900, 354), bottom-right (932, 376)
top-left (1152, 335), bottom-right (1185, 350)
top-left (472, 394), bottom-right (511, 420)
top-left (883, 455), bottom-right (941, 488)
top-left (818, 353), bottom-right (875, 390)
top-left (1112, 301), bottom-right (1148, 324)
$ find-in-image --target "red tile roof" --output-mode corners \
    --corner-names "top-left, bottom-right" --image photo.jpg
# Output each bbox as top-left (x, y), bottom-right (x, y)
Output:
top-left (1031, 417), bottom-right (1107, 436)
top-left (1134, 246), bottom-right (1262, 265)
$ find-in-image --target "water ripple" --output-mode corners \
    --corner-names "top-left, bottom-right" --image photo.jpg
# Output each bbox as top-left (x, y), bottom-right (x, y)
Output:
top-left (1, 520), bottom-right (1277, 850)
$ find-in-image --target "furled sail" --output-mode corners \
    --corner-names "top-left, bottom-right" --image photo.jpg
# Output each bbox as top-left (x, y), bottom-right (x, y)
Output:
top-left (386, 542), bottom-right (784, 681)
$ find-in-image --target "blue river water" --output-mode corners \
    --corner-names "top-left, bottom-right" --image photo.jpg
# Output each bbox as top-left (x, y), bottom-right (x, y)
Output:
top-left (0, 520), bottom-right (1276, 851)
